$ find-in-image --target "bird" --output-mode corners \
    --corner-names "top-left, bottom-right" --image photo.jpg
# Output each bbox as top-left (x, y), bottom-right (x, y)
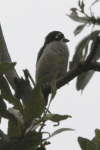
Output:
top-left (35, 31), bottom-right (69, 103)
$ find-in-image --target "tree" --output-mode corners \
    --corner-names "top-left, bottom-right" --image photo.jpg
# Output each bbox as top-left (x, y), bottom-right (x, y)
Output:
top-left (0, 0), bottom-right (100, 150)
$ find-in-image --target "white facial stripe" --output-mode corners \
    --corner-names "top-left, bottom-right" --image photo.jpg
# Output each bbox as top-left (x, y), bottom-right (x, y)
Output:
top-left (55, 33), bottom-right (62, 39)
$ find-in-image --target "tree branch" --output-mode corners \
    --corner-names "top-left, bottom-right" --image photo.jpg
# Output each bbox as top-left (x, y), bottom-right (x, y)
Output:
top-left (0, 24), bottom-right (19, 90)
top-left (0, 25), bottom-right (32, 105)
top-left (42, 61), bottom-right (100, 98)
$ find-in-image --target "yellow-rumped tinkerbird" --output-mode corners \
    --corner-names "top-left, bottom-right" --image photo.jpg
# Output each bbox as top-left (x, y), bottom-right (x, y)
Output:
top-left (35, 31), bottom-right (69, 103)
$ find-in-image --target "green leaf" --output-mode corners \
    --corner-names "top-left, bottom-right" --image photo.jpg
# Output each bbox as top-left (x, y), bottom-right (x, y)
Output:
top-left (97, 141), bottom-right (100, 150)
top-left (78, 0), bottom-right (81, 7)
top-left (0, 130), bottom-right (9, 141)
top-left (0, 75), bottom-right (23, 114)
top-left (0, 132), bottom-right (42, 150)
top-left (44, 114), bottom-right (71, 122)
top-left (0, 39), bottom-right (4, 46)
top-left (24, 75), bottom-right (47, 122)
top-left (78, 0), bottom-right (85, 12)
top-left (0, 62), bottom-right (16, 75)
top-left (8, 108), bottom-right (24, 125)
top-left (76, 70), bottom-right (95, 91)
top-left (74, 24), bottom-right (86, 36)
top-left (50, 71), bottom-right (59, 101)
top-left (87, 141), bottom-right (96, 150)
top-left (8, 119), bottom-right (21, 140)
top-left (95, 129), bottom-right (100, 140)
top-left (0, 141), bottom-right (18, 150)
top-left (78, 137), bottom-right (91, 150)
top-left (92, 40), bottom-right (100, 61)
top-left (0, 95), bottom-right (7, 112)
top-left (0, 95), bottom-right (17, 125)
top-left (0, 140), bottom-right (6, 147)
top-left (48, 128), bottom-right (74, 139)
top-left (67, 14), bottom-right (90, 24)
top-left (70, 30), bottom-right (100, 69)
top-left (76, 35), bottom-right (100, 91)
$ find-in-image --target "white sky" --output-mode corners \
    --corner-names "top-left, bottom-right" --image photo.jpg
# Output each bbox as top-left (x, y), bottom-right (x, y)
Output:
top-left (0, 0), bottom-right (100, 150)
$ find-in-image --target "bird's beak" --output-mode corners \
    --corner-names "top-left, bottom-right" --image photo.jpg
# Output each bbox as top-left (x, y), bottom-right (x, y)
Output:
top-left (63, 38), bottom-right (70, 43)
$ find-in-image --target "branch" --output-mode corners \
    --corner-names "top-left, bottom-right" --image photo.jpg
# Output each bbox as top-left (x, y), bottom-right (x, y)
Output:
top-left (42, 61), bottom-right (100, 97)
top-left (0, 24), bottom-right (19, 90)
top-left (0, 25), bottom-right (32, 105)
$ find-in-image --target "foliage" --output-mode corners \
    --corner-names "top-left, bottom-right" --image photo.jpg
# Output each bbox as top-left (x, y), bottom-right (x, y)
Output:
top-left (78, 129), bottom-right (100, 150)
top-left (0, 61), bottom-right (73, 150)
top-left (67, 0), bottom-right (100, 91)
top-left (67, 0), bottom-right (100, 149)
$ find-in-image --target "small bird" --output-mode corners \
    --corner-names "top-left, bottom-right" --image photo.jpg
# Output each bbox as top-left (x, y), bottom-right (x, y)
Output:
top-left (35, 31), bottom-right (69, 102)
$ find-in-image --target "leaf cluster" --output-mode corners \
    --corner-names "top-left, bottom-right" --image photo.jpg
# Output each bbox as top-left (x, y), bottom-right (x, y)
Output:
top-left (66, 1), bottom-right (100, 149)
top-left (67, 0), bottom-right (100, 91)
top-left (0, 61), bottom-right (73, 150)
top-left (78, 129), bottom-right (100, 150)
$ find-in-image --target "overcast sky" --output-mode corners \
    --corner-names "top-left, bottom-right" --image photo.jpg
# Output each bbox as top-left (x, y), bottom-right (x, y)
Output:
top-left (0, 0), bottom-right (100, 150)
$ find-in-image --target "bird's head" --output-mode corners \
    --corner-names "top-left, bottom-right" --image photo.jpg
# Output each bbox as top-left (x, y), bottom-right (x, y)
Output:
top-left (44, 31), bottom-right (69, 45)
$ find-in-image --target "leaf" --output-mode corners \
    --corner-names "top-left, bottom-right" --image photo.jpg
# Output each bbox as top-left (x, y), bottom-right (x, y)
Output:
top-left (97, 141), bottom-right (100, 150)
top-left (92, 40), bottom-right (100, 61)
top-left (0, 95), bottom-right (7, 112)
top-left (8, 108), bottom-right (24, 125)
top-left (8, 119), bottom-right (21, 140)
top-left (76, 35), bottom-right (100, 91)
top-left (78, 0), bottom-right (85, 12)
top-left (25, 123), bottom-right (40, 133)
top-left (24, 75), bottom-right (48, 122)
top-left (0, 141), bottom-right (18, 150)
top-left (87, 141), bottom-right (96, 150)
top-left (70, 8), bottom-right (78, 16)
top-left (78, 0), bottom-right (81, 7)
top-left (48, 128), bottom-right (74, 139)
top-left (0, 95), bottom-right (18, 125)
top-left (0, 62), bottom-right (16, 75)
top-left (81, 1), bottom-right (85, 12)
top-left (0, 39), bottom-right (4, 46)
top-left (95, 129), bottom-right (100, 140)
top-left (50, 71), bottom-right (59, 101)
top-left (70, 30), bottom-right (100, 69)
top-left (67, 14), bottom-right (90, 24)
top-left (0, 140), bottom-right (6, 147)
top-left (67, 4), bottom-right (87, 23)
top-left (0, 132), bottom-right (42, 150)
top-left (44, 114), bottom-right (71, 122)
top-left (76, 70), bottom-right (95, 91)
top-left (78, 137), bottom-right (91, 150)
top-left (0, 130), bottom-right (9, 141)
top-left (0, 75), bottom-right (23, 114)
top-left (74, 24), bottom-right (86, 36)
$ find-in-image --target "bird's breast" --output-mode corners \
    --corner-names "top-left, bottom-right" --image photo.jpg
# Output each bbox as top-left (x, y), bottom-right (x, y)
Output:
top-left (35, 41), bottom-right (69, 83)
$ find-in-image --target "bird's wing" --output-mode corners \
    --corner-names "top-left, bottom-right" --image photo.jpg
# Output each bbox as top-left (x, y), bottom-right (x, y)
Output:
top-left (36, 45), bottom-right (46, 65)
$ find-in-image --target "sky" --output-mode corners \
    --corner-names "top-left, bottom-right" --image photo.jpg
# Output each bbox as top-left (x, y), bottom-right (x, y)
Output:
top-left (0, 0), bottom-right (100, 150)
